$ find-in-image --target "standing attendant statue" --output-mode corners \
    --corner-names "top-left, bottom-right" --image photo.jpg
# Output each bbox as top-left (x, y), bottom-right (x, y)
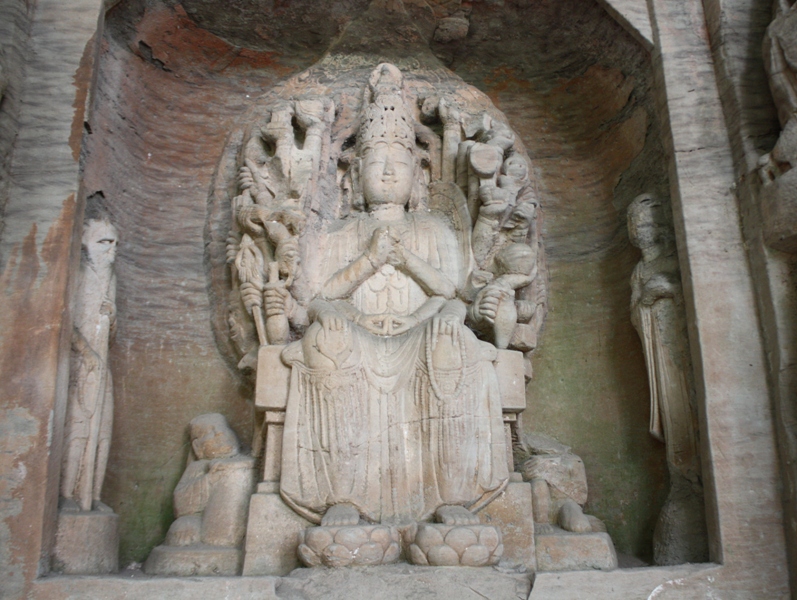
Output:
top-left (60, 218), bottom-right (118, 513)
top-left (53, 217), bottom-right (120, 575)
top-left (628, 194), bottom-right (708, 565)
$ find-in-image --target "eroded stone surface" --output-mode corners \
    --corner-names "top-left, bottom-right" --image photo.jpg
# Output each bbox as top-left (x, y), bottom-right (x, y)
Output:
top-left (477, 480), bottom-right (536, 570)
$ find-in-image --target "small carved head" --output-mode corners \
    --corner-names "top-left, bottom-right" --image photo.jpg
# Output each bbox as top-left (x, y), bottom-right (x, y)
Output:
top-left (189, 413), bottom-right (240, 460)
top-left (627, 194), bottom-right (669, 250)
top-left (82, 219), bottom-right (118, 270)
top-left (501, 154), bottom-right (529, 182)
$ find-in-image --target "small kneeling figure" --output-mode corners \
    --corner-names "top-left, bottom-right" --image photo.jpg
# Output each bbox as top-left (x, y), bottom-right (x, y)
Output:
top-left (144, 414), bottom-right (255, 576)
top-left (519, 433), bottom-right (604, 535)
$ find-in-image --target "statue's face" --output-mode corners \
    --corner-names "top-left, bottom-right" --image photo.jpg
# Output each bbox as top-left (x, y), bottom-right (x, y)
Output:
top-left (191, 423), bottom-right (239, 460)
top-left (83, 220), bottom-right (118, 268)
top-left (503, 155), bottom-right (528, 181)
top-left (361, 141), bottom-right (415, 208)
top-left (628, 204), bottom-right (661, 250)
top-left (276, 240), bottom-right (300, 280)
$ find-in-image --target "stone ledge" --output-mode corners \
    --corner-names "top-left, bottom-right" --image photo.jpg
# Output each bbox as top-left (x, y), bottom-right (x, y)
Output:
top-left (31, 566), bottom-right (530, 600)
top-left (535, 530), bottom-right (617, 572)
top-left (31, 564), bottom-right (725, 600)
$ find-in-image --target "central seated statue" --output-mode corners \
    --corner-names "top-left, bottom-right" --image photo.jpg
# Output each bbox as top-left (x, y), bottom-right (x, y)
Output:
top-left (279, 64), bottom-right (509, 528)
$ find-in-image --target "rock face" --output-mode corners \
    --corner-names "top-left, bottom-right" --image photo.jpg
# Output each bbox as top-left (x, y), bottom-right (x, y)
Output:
top-left (3, 0), bottom-right (796, 597)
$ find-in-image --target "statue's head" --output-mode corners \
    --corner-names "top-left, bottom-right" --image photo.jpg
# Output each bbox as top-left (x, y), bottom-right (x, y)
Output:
top-left (356, 64), bottom-right (418, 210)
top-left (627, 194), bottom-right (668, 250)
top-left (189, 413), bottom-right (240, 460)
top-left (502, 154), bottom-right (529, 182)
top-left (82, 219), bottom-right (118, 271)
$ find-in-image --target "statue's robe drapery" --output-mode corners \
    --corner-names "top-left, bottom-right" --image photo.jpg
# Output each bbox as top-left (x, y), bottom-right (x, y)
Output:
top-left (630, 266), bottom-right (698, 479)
top-left (61, 266), bottom-right (115, 511)
top-left (280, 212), bottom-right (509, 524)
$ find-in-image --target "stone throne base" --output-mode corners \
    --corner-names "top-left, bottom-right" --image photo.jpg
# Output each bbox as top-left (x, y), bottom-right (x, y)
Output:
top-left (298, 525), bottom-right (402, 567)
top-left (406, 523), bottom-right (503, 567)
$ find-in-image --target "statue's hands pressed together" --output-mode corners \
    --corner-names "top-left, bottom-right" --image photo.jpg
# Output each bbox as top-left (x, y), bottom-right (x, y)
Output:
top-left (385, 226), bottom-right (407, 269)
top-left (367, 226), bottom-right (400, 268)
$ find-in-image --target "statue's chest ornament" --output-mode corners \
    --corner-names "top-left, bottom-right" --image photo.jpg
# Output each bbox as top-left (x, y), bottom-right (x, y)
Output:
top-left (365, 263), bottom-right (410, 313)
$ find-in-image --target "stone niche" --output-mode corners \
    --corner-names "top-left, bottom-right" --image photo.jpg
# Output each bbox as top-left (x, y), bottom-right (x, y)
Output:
top-left (75, 0), bottom-right (680, 583)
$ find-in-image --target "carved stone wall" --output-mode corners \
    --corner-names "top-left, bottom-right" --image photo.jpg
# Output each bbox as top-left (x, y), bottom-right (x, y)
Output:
top-left (70, 0), bottom-right (672, 566)
top-left (0, 0), bottom-right (792, 597)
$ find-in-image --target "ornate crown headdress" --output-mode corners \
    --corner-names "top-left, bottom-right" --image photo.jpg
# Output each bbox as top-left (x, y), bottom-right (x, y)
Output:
top-left (358, 63), bottom-right (416, 152)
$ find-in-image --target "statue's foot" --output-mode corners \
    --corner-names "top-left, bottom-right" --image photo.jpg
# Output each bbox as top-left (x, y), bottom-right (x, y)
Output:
top-left (59, 497), bottom-right (80, 513)
top-left (535, 522), bottom-right (556, 535)
top-left (321, 503), bottom-right (360, 527)
top-left (435, 505), bottom-right (480, 526)
top-left (558, 499), bottom-right (592, 533)
top-left (165, 515), bottom-right (202, 547)
top-left (92, 500), bottom-right (114, 513)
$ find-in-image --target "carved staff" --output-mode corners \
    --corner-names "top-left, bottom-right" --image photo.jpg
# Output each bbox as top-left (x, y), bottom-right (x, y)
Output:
top-left (235, 234), bottom-right (267, 346)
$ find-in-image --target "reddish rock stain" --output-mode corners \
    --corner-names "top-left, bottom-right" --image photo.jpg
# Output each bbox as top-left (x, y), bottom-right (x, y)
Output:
top-left (0, 194), bottom-right (78, 595)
